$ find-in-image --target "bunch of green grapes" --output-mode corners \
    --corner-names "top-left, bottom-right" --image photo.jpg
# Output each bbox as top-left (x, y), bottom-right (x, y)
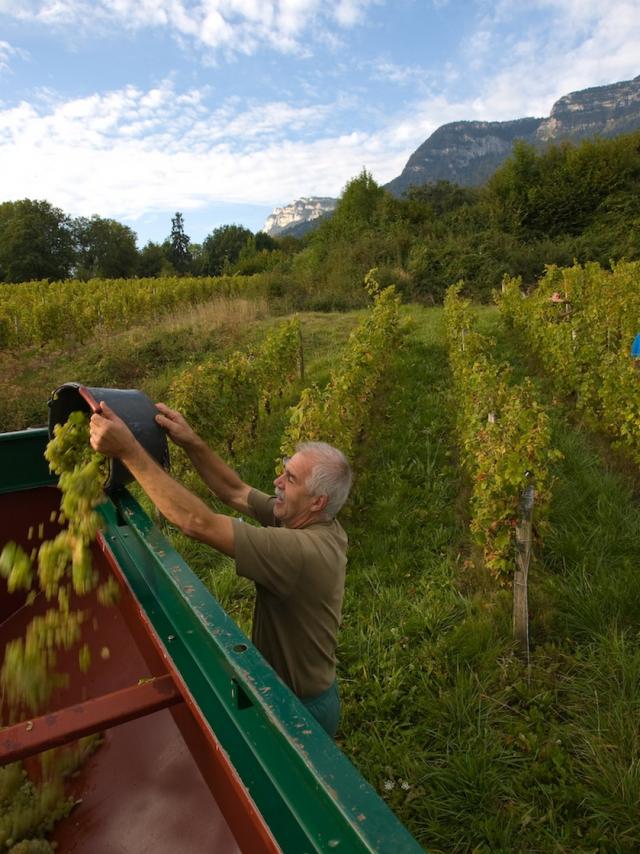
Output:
top-left (0, 741), bottom-right (101, 852)
top-left (39, 412), bottom-right (107, 598)
top-left (1, 607), bottom-right (84, 713)
top-left (36, 533), bottom-right (72, 600)
top-left (1, 413), bottom-right (107, 602)
top-left (0, 411), bottom-right (119, 847)
top-left (0, 542), bottom-right (33, 593)
top-left (0, 763), bottom-right (71, 851)
top-left (2, 412), bottom-right (112, 717)
top-left (45, 410), bottom-right (98, 476)
top-left (37, 530), bottom-right (96, 600)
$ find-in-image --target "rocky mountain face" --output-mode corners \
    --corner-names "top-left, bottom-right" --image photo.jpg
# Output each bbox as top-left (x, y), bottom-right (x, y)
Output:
top-left (385, 74), bottom-right (640, 197)
top-left (535, 75), bottom-right (640, 142)
top-left (262, 197), bottom-right (337, 237)
top-left (263, 76), bottom-right (640, 235)
top-left (385, 117), bottom-right (542, 196)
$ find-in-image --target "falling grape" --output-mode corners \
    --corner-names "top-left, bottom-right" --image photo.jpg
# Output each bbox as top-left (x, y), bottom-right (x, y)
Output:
top-left (1, 411), bottom-right (113, 844)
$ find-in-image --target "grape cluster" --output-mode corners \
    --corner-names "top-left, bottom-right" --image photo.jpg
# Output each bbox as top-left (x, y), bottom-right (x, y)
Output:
top-left (41, 412), bottom-right (107, 599)
top-left (1, 411), bottom-right (118, 846)
top-left (0, 761), bottom-right (69, 851)
top-left (0, 542), bottom-right (33, 593)
top-left (2, 607), bottom-right (84, 712)
top-left (0, 732), bottom-right (101, 851)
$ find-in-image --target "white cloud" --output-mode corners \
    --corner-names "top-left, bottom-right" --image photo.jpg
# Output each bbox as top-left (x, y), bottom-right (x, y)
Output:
top-left (0, 81), bottom-right (408, 227)
top-left (333, 0), bottom-right (377, 27)
top-left (370, 59), bottom-right (431, 86)
top-left (0, 0), bottom-right (380, 55)
top-left (0, 38), bottom-right (29, 73)
top-left (0, 40), bottom-right (13, 71)
top-left (450, 0), bottom-right (640, 121)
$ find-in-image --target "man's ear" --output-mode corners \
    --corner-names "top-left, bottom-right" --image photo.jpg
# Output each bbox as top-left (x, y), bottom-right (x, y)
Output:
top-left (310, 494), bottom-right (329, 513)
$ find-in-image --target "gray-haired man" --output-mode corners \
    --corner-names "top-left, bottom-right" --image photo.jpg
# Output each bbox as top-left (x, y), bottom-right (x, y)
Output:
top-left (90, 402), bottom-right (352, 736)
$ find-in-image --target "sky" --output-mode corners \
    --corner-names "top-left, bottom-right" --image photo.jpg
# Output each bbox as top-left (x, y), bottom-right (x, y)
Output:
top-left (0, 1), bottom-right (639, 247)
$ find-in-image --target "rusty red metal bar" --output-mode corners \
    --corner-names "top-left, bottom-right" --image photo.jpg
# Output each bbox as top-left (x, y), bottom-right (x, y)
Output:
top-left (0, 673), bottom-right (182, 766)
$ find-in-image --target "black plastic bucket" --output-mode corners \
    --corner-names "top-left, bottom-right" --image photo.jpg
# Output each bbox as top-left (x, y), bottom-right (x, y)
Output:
top-left (48, 383), bottom-right (170, 491)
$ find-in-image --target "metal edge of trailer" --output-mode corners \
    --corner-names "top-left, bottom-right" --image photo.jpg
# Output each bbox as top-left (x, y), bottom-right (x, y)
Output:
top-left (0, 429), bottom-right (424, 854)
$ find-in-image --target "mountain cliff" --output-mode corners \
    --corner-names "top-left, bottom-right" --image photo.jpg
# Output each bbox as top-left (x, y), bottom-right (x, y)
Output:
top-left (385, 74), bottom-right (640, 197)
top-left (263, 75), bottom-right (640, 235)
top-left (262, 197), bottom-right (337, 237)
top-left (535, 75), bottom-right (640, 141)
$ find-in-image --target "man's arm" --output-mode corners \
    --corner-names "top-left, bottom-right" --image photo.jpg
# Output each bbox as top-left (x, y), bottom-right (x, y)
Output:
top-left (90, 403), bottom-right (236, 556)
top-left (154, 403), bottom-right (252, 516)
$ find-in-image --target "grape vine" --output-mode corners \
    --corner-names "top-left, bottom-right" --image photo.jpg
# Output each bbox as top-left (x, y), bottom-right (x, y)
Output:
top-left (281, 270), bottom-right (401, 462)
top-left (0, 275), bottom-right (261, 349)
top-left (497, 261), bottom-right (640, 465)
top-left (444, 282), bottom-right (560, 581)
top-left (169, 318), bottom-right (302, 460)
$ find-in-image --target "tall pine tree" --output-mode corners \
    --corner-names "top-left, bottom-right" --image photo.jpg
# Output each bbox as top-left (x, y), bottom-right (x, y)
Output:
top-left (168, 212), bottom-right (192, 273)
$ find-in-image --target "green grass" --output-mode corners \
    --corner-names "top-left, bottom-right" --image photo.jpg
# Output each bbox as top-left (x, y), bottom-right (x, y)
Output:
top-left (338, 305), bottom-right (640, 851)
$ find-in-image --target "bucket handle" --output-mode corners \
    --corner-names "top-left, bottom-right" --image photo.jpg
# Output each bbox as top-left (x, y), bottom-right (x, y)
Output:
top-left (77, 386), bottom-right (103, 415)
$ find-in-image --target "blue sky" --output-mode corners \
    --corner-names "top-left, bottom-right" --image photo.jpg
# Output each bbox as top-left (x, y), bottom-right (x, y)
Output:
top-left (1, 0), bottom-right (639, 246)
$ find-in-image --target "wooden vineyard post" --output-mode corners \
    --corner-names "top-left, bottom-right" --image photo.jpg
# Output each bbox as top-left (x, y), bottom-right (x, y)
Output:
top-left (513, 479), bottom-right (535, 666)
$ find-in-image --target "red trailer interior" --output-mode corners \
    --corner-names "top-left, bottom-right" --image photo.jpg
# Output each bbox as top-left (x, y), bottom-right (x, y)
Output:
top-left (0, 486), bottom-right (275, 853)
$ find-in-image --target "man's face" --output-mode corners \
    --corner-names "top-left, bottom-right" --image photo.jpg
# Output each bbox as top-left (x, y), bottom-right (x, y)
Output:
top-left (273, 452), bottom-right (322, 528)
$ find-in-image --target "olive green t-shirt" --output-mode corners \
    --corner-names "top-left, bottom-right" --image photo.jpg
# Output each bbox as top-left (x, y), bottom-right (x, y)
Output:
top-left (232, 488), bottom-right (348, 699)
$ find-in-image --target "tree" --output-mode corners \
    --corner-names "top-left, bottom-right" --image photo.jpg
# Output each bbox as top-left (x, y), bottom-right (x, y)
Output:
top-left (485, 140), bottom-right (540, 234)
top-left (327, 168), bottom-right (385, 238)
top-left (187, 242), bottom-right (209, 276)
top-left (73, 215), bottom-right (139, 279)
top-left (405, 180), bottom-right (480, 219)
top-left (137, 241), bottom-right (168, 277)
top-left (202, 224), bottom-right (253, 275)
top-left (168, 212), bottom-right (192, 273)
top-left (254, 231), bottom-right (278, 252)
top-left (0, 199), bottom-right (75, 282)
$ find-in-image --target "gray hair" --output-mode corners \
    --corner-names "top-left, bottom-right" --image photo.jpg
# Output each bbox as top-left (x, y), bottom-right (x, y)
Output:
top-left (297, 441), bottom-right (352, 519)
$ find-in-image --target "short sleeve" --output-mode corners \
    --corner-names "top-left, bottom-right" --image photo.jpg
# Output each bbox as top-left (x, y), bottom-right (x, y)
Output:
top-left (232, 518), bottom-right (304, 599)
top-left (246, 488), bottom-right (279, 528)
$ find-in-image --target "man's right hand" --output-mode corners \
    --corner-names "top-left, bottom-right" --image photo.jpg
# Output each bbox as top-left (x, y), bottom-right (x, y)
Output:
top-left (90, 402), bottom-right (137, 459)
top-left (155, 403), bottom-right (198, 449)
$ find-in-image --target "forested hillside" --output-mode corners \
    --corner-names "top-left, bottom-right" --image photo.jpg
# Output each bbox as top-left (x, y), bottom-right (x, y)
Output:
top-left (2, 130), bottom-right (639, 308)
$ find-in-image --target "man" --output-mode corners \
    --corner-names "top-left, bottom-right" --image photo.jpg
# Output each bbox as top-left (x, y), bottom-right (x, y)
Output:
top-left (89, 401), bottom-right (352, 737)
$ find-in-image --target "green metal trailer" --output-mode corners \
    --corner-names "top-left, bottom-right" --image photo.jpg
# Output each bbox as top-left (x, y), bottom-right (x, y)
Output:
top-left (0, 427), bottom-right (423, 853)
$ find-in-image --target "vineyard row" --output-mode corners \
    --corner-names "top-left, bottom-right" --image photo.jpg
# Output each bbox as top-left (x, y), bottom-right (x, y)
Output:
top-left (0, 275), bottom-right (262, 348)
top-left (498, 260), bottom-right (640, 466)
top-left (444, 282), bottom-right (559, 582)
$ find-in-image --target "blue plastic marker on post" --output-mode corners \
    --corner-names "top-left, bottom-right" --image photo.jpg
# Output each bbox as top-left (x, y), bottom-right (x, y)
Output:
top-left (631, 333), bottom-right (640, 359)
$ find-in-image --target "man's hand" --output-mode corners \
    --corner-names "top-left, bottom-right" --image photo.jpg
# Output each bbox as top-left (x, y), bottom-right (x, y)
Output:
top-left (155, 403), bottom-right (198, 449)
top-left (91, 401), bottom-right (236, 556)
top-left (89, 402), bottom-right (137, 459)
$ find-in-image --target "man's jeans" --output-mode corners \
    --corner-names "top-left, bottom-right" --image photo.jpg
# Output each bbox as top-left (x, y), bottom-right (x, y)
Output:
top-left (301, 680), bottom-right (340, 738)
